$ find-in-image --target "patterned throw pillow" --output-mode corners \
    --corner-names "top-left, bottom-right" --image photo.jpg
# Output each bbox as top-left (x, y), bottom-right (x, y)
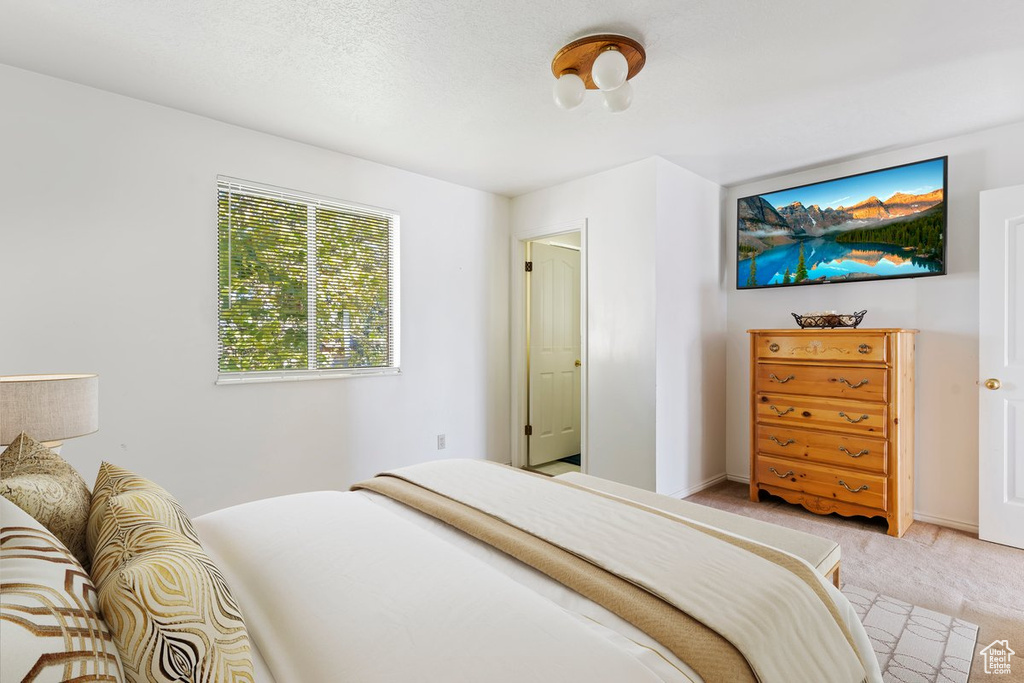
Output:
top-left (0, 433), bottom-right (92, 567)
top-left (90, 495), bottom-right (204, 590)
top-left (0, 495), bottom-right (125, 682)
top-left (87, 464), bottom-right (254, 683)
top-left (87, 461), bottom-right (200, 559)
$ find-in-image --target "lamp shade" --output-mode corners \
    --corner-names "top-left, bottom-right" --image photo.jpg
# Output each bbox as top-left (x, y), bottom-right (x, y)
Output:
top-left (0, 374), bottom-right (99, 445)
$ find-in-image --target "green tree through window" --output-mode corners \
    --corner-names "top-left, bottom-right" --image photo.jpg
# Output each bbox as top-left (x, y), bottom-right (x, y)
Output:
top-left (315, 207), bottom-right (392, 369)
top-left (217, 179), bottom-right (398, 378)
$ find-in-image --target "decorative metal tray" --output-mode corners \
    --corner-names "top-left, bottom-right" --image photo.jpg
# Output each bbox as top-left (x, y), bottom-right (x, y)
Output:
top-left (792, 310), bottom-right (867, 329)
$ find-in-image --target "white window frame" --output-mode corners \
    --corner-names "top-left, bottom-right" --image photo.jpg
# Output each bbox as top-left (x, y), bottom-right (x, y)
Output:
top-left (216, 176), bottom-right (400, 385)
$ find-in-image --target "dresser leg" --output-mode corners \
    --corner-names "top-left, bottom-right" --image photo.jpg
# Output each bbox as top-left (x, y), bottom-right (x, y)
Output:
top-left (887, 517), bottom-right (911, 538)
top-left (749, 484), bottom-right (760, 502)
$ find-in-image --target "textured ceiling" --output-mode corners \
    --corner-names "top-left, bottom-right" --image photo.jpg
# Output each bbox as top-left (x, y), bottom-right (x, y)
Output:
top-left (2, 0), bottom-right (1023, 196)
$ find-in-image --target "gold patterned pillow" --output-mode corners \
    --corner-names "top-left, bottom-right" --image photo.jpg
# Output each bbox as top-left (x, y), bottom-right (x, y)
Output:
top-left (0, 432), bottom-right (92, 568)
top-left (0, 495), bottom-right (125, 682)
top-left (87, 462), bottom-right (199, 559)
top-left (90, 494), bottom-right (204, 590)
top-left (88, 464), bottom-right (254, 682)
top-left (97, 523), bottom-right (254, 681)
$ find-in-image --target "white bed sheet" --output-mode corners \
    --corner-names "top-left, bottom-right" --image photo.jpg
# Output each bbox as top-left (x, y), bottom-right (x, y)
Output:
top-left (250, 637), bottom-right (276, 683)
top-left (353, 489), bottom-right (702, 682)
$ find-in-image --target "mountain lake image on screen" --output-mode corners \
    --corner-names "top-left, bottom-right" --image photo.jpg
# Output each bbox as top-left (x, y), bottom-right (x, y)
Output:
top-left (737, 157), bottom-right (948, 289)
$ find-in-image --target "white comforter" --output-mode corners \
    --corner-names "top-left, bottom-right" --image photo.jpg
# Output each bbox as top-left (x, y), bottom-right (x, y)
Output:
top-left (196, 490), bottom-right (701, 683)
top-left (196, 482), bottom-right (879, 683)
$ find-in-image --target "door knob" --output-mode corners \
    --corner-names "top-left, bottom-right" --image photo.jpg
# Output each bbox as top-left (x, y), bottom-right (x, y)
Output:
top-left (984, 378), bottom-right (1002, 390)
top-left (574, 359), bottom-right (582, 367)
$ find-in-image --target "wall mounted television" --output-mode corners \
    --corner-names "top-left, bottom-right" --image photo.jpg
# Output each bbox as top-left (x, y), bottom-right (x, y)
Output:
top-left (737, 156), bottom-right (947, 290)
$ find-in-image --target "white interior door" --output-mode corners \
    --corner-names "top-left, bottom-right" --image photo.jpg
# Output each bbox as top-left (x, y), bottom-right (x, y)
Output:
top-left (528, 242), bottom-right (581, 466)
top-left (979, 184), bottom-right (1024, 549)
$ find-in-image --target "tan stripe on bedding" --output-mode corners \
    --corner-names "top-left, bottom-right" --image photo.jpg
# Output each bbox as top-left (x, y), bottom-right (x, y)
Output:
top-left (354, 475), bottom-right (757, 683)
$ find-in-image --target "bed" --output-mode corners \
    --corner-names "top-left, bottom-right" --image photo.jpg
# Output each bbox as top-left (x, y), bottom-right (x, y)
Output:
top-left (1, 453), bottom-right (882, 683)
top-left (195, 460), bottom-right (881, 683)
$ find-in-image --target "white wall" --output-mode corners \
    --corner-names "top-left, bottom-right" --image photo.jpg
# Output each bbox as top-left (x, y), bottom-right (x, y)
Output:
top-left (511, 158), bottom-right (725, 494)
top-left (724, 120), bottom-right (1024, 530)
top-left (0, 65), bottom-right (510, 515)
top-left (512, 159), bottom-right (658, 489)
top-left (655, 158), bottom-right (728, 497)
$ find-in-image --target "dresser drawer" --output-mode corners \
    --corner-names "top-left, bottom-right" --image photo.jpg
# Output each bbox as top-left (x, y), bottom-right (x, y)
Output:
top-left (755, 425), bottom-right (887, 474)
top-left (755, 363), bottom-right (888, 402)
top-left (755, 333), bottom-right (886, 363)
top-left (755, 393), bottom-right (887, 436)
top-left (756, 455), bottom-right (887, 510)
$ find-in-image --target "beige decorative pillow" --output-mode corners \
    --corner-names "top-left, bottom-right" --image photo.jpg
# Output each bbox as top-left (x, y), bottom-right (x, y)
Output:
top-left (87, 462), bottom-right (199, 559)
top-left (0, 432), bottom-right (92, 567)
top-left (97, 513), bottom-right (254, 682)
top-left (0, 495), bottom-right (125, 682)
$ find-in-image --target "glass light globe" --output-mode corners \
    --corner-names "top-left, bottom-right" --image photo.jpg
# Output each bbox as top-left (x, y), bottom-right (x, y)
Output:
top-left (591, 49), bottom-right (628, 91)
top-left (602, 80), bottom-right (633, 112)
top-left (553, 72), bottom-right (586, 110)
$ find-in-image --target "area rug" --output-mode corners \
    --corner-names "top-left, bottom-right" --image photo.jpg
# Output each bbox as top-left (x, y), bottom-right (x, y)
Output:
top-left (842, 585), bottom-right (979, 683)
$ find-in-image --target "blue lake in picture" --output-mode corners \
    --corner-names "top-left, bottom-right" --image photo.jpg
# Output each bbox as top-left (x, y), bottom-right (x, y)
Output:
top-left (737, 237), bottom-right (942, 287)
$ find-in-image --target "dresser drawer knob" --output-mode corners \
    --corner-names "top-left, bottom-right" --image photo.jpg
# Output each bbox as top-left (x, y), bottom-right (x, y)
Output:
top-left (858, 343), bottom-right (872, 354)
top-left (769, 373), bottom-right (795, 384)
top-left (769, 405), bottom-right (795, 417)
top-left (838, 445), bottom-right (869, 458)
top-left (838, 411), bottom-right (870, 424)
top-left (838, 480), bottom-right (869, 493)
top-left (769, 467), bottom-right (794, 479)
top-left (768, 343), bottom-right (780, 353)
top-left (769, 436), bottom-right (796, 447)
top-left (836, 377), bottom-right (869, 389)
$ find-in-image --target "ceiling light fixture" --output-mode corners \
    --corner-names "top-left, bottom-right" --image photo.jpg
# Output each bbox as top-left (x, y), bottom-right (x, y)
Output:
top-left (551, 34), bottom-right (646, 113)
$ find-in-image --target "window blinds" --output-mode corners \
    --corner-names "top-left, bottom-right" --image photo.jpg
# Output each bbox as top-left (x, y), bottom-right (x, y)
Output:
top-left (217, 177), bottom-right (399, 380)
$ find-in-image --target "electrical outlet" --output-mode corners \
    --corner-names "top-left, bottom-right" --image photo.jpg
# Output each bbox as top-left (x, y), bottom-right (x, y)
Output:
top-left (437, 434), bottom-right (446, 450)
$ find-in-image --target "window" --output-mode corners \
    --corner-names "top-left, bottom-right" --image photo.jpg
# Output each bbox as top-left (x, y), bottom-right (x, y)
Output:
top-left (217, 177), bottom-right (399, 383)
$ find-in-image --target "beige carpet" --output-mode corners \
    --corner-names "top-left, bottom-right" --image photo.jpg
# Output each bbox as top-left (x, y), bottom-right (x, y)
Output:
top-left (685, 481), bottom-right (1024, 682)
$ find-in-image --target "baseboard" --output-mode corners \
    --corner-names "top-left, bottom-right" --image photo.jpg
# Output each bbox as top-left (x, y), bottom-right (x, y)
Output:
top-left (726, 474), bottom-right (750, 484)
top-left (665, 473), bottom-right (728, 499)
top-left (912, 511), bottom-right (978, 534)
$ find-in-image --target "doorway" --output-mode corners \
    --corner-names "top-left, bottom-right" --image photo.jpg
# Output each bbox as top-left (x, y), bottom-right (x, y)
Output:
top-left (510, 221), bottom-right (587, 475)
top-left (526, 234), bottom-right (582, 475)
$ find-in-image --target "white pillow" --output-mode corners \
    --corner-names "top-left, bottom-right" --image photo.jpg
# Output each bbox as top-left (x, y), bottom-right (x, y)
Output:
top-left (0, 495), bottom-right (124, 682)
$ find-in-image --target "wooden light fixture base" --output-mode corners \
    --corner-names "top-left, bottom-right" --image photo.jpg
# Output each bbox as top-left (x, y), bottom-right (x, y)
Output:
top-left (551, 34), bottom-right (646, 90)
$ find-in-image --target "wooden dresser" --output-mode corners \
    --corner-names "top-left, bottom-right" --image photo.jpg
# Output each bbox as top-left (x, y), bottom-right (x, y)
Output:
top-left (748, 328), bottom-right (916, 537)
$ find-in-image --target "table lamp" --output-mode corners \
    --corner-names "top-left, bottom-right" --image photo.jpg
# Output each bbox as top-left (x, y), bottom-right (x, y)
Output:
top-left (0, 374), bottom-right (99, 451)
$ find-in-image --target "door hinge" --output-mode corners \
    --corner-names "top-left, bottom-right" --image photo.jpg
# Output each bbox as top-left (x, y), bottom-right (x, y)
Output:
top-left (524, 424), bottom-right (533, 436)
top-left (525, 261), bottom-right (533, 272)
